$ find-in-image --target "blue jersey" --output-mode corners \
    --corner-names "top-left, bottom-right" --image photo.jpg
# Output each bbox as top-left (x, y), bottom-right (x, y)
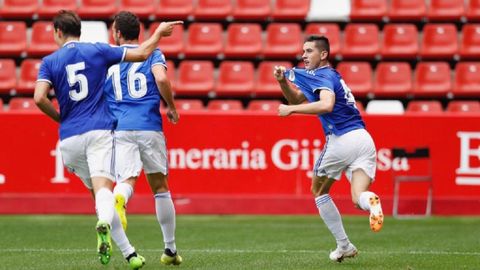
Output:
top-left (37, 41), bottom-right (126, 140)
top-left (104, 45), bottom-right (166, 131)
top-left (285, 66), bottom-right (365, 136)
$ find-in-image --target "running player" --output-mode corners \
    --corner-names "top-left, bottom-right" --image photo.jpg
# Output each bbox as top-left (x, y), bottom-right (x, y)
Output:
top-left (274, 35), bottom-right (384, 262)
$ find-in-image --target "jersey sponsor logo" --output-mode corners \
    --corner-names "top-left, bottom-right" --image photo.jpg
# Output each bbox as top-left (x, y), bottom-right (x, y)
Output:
top-left (288, 70), bottom-right (295, 81)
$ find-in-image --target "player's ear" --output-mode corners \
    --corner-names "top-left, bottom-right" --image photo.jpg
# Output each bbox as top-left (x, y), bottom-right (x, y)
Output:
top-left (320, 50), bottom-right (329, 61)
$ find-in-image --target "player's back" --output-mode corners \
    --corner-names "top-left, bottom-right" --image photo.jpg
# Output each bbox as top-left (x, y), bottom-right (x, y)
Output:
top-left (104, 46), bottom-right (166, 131)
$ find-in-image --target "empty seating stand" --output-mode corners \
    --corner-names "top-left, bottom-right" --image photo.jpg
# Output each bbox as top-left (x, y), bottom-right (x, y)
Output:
top-left (0, 0), bottom-right (38, 19)
top-left (350, 0), bottom-right (387, 21)
top-left (0, 21), bottom-right (27, 57)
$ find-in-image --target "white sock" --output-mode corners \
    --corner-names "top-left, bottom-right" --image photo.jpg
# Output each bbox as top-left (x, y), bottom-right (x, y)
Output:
top-left (114, 182), bottom-right (133, 204)
top-left (358, 191), bottom-right (376, 211)
top-left (315, 194), bottom-right (350, 249)
top-left (111, 211), bottom-right (135, 258)
top-left (95, 188), bottom-right (115, 225)
top-left (155, 192), bottom-right (176, 252)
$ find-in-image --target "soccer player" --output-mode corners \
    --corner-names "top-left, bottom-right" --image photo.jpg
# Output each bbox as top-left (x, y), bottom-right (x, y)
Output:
top-left (33, 10), bottom-right (182, 268)
top-left (274, 35), bottom-right (384, 262)
top-left (104, 11), bottom-right (182, 266)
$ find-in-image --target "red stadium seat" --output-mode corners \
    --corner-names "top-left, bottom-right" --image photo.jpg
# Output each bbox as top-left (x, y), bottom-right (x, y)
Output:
top-left (78, 0), bottom-right (117, 19)
top-left (27, 21), bottom-right (57, 57)
top-left (420, 24), bottom-right (458, 60)
top-left (9, 97), bottom-right (39, 111)
top-left (232, 0), bottom-right (271, 21)
top-left (118, 0), bottom-right (155, 20)
top-left (207, 100), bottom-right (243, 111)
top-left (224, 23), bottom-right (262, 58)
top-left (453, 62), bottom-right (480, 97)
top-left (37, 0), bottom-right (77, 19)
top-left (341, 24), bottom-right (380, 59)
top-left (413, 62), bottom-right (452, 98)
top-left (304, 23), bottom-right (341, 57)
top-left (254, 61), bottom-right (293, 97)
top-left (388, 0), bottom-right (426, 22)
top-left (109, 23), bottom-right (145, 44)
top-left (17, 59), bottom-right (42, 94)
top-left (0, 21), bottom-right (27, 57)
top-left (459, 24), bottom-right (480, 59)
top-left (175, 99), bottom-right (205, 111)
top-left (381, 24), bottom-right (419, 59)
top-left (151, 22), bottom-right (184, 58)
top-left (271, 0), bottom-right (310, 21)
top-left (427, 0), bottom-right (465, 22)
top-left (374, 62), bottom-right (413, 98)
top-left (350, 0), bottom-right (387, 21)
top-left (446, 101), bottom-right (480, 113)
top-left (194, 0), bottom-right (233, 20)
top-left (263, 23), bottom-right (302, 59)
top-left (247, 100), bottom-right (281, 113)
top-left (215, 61), bottom-right (255, 97)
top-left (0, 0), bottom-right (38, 19)
top-left (165, 60), bottom-right (176, 92)
top-left (0, 59), bottom-right (16, 94)
top-left (406, 101), bottom-right (443, 114)
top-left (466, 0), bottom-right (480, 22)
top-left (184, 23), bottom-right (223, 58)
top-left (175, 61), bottom-right (215, 96)
top-left (336, 62), bottom-right (373, 98)
top-left (156, 0), bottom-right (194, 20)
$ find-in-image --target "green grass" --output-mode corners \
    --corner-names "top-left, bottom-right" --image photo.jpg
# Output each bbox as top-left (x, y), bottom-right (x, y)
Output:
top-left (1, 215), bottom-right (479, 270)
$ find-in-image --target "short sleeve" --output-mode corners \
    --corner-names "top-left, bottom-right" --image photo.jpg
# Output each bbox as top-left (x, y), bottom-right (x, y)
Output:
top-left (37, 59), bottom-right (52, 85)
top-left (150, 49), bottom-right (167, 68)
top-left (96, 43), bottom-right (126, 66)
top-left (311, 75), bottom-right (334, 94)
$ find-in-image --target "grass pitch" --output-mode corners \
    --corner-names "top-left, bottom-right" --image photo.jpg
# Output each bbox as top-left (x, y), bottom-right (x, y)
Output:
top-left (1, 215), bottom-right (479, 270)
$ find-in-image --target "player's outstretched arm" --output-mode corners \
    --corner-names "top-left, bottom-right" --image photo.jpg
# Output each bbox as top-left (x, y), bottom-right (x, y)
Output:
top-left (278, 90), bottom-right (335, 117)
top-left (125, 21), bottom-right (183, 62)
top-left (152, 65), bottom-right (178, 124)
top-left (273, 66), bottom-right (306, 105)
top-left (34, 81), bottom-right (60, 122)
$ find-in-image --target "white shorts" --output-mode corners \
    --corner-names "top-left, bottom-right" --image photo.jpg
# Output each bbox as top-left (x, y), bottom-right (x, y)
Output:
top-left (314, 128), bottom-right (376, 181)
top-left (115, 130), bottom-right (168, 182)
top-left (59, 130), bottom-right (116, 189)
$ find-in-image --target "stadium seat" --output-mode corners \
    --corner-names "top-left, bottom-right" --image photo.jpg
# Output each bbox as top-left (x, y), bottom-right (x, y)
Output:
top-left (207, 100), bottom-right (243, 111)
top-left (271, 0), bottom-right (310, 21)
top-left (420, 24), bottom-right (458, 59)
top-left (365, 100), bottom-right (405, 114)
top-left (427, 0), bottom-right (465, 22)
top-left (381, 24), bottom-right (419, 59)
top-left (350, 0), bottom-right (387, 21)
top-left (304, 23), bottom-right (341, 57)
top-left (341, 24), bottom-right (380, 59)
top-left (0, 21), bottom-right (27, 57)
top-left (77, 0), bottom-right (117, 19)
top-left (247, 100), bottom-right (282, 113)
top-left (388, 0), bottom-right (426, 21)
top-left (0, 0), bottom-right (38, 19)
top-left (466, 0), bottom-right (480, 22)
top-left (459, 24), bottom-right (480, 59)
top-left (194, 0), bottom-right (233, 20)
top-left (446, 101), bottom-right (480, 113)
top-left (8, 97), bottom-right (39, 111)
top-left (263, 23), bottom-right (302, 59)
top-left (413, 62), bottom-right (452, 98)
top-left (254, 61), bottom-right (293, 97)
top-left (175, 99), bottom-right (205, 111)
top-left (215, 61), bottom-right (255, 97)
top-left (336, 62), bottom-right (373, 98)
top-left (306, 0), bottom-right (349, 21)
top-left (17, 59), bottom-right (42, 94)
top-left (406, 101), bottom-right (443, 114)
top-left (224, 23), bottom-right (262, 59)
top-left (27, 21), bottom-right (57, 57)
top-left (232, 0), bottom-right (271, 21)
top-left (453, 62), bottom-right (480, 97)
top-left (37, 0), bottom-right (77, 19)
top-left (175, 61), bottom-right (215, 96)
top-left (80, 21), bottom-right (108, 43)
top-left (109, 23), bottom-right (145, 44)
top-left (184, 23), bottom-right (223, 58)
top-left (118, 0), bottom-right (155, 20)
top-left (374, 62), bottom-right (413, 98)
top-left (156, 0), bottom-right (194, 20)
top-left (0, 59), bottom-right (16, 94)
top-left (151, 22), bottom-right (184, 58)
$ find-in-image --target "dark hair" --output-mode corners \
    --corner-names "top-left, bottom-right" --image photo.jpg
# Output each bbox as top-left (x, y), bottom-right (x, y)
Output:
top-left (305, 35), bottom-right (330, 58)
top-left (53, 10), bottom-right (81, 38)
top-left (113, 11), bottom-right (140, 41)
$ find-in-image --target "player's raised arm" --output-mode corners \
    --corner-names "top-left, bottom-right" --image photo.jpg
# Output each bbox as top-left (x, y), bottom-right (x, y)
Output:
top-left (274, 66), bottom-right (306, 105)
top-left (124, 21), bottom-right (183, 62)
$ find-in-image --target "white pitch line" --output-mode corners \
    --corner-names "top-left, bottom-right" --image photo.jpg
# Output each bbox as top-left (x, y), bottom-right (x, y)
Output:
top-left (2, 248), bottom-right (480, 256)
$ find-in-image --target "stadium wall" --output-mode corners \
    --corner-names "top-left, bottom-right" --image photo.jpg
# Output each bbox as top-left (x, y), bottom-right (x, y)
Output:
top-left (0, 112), bottom-right (479, 215)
